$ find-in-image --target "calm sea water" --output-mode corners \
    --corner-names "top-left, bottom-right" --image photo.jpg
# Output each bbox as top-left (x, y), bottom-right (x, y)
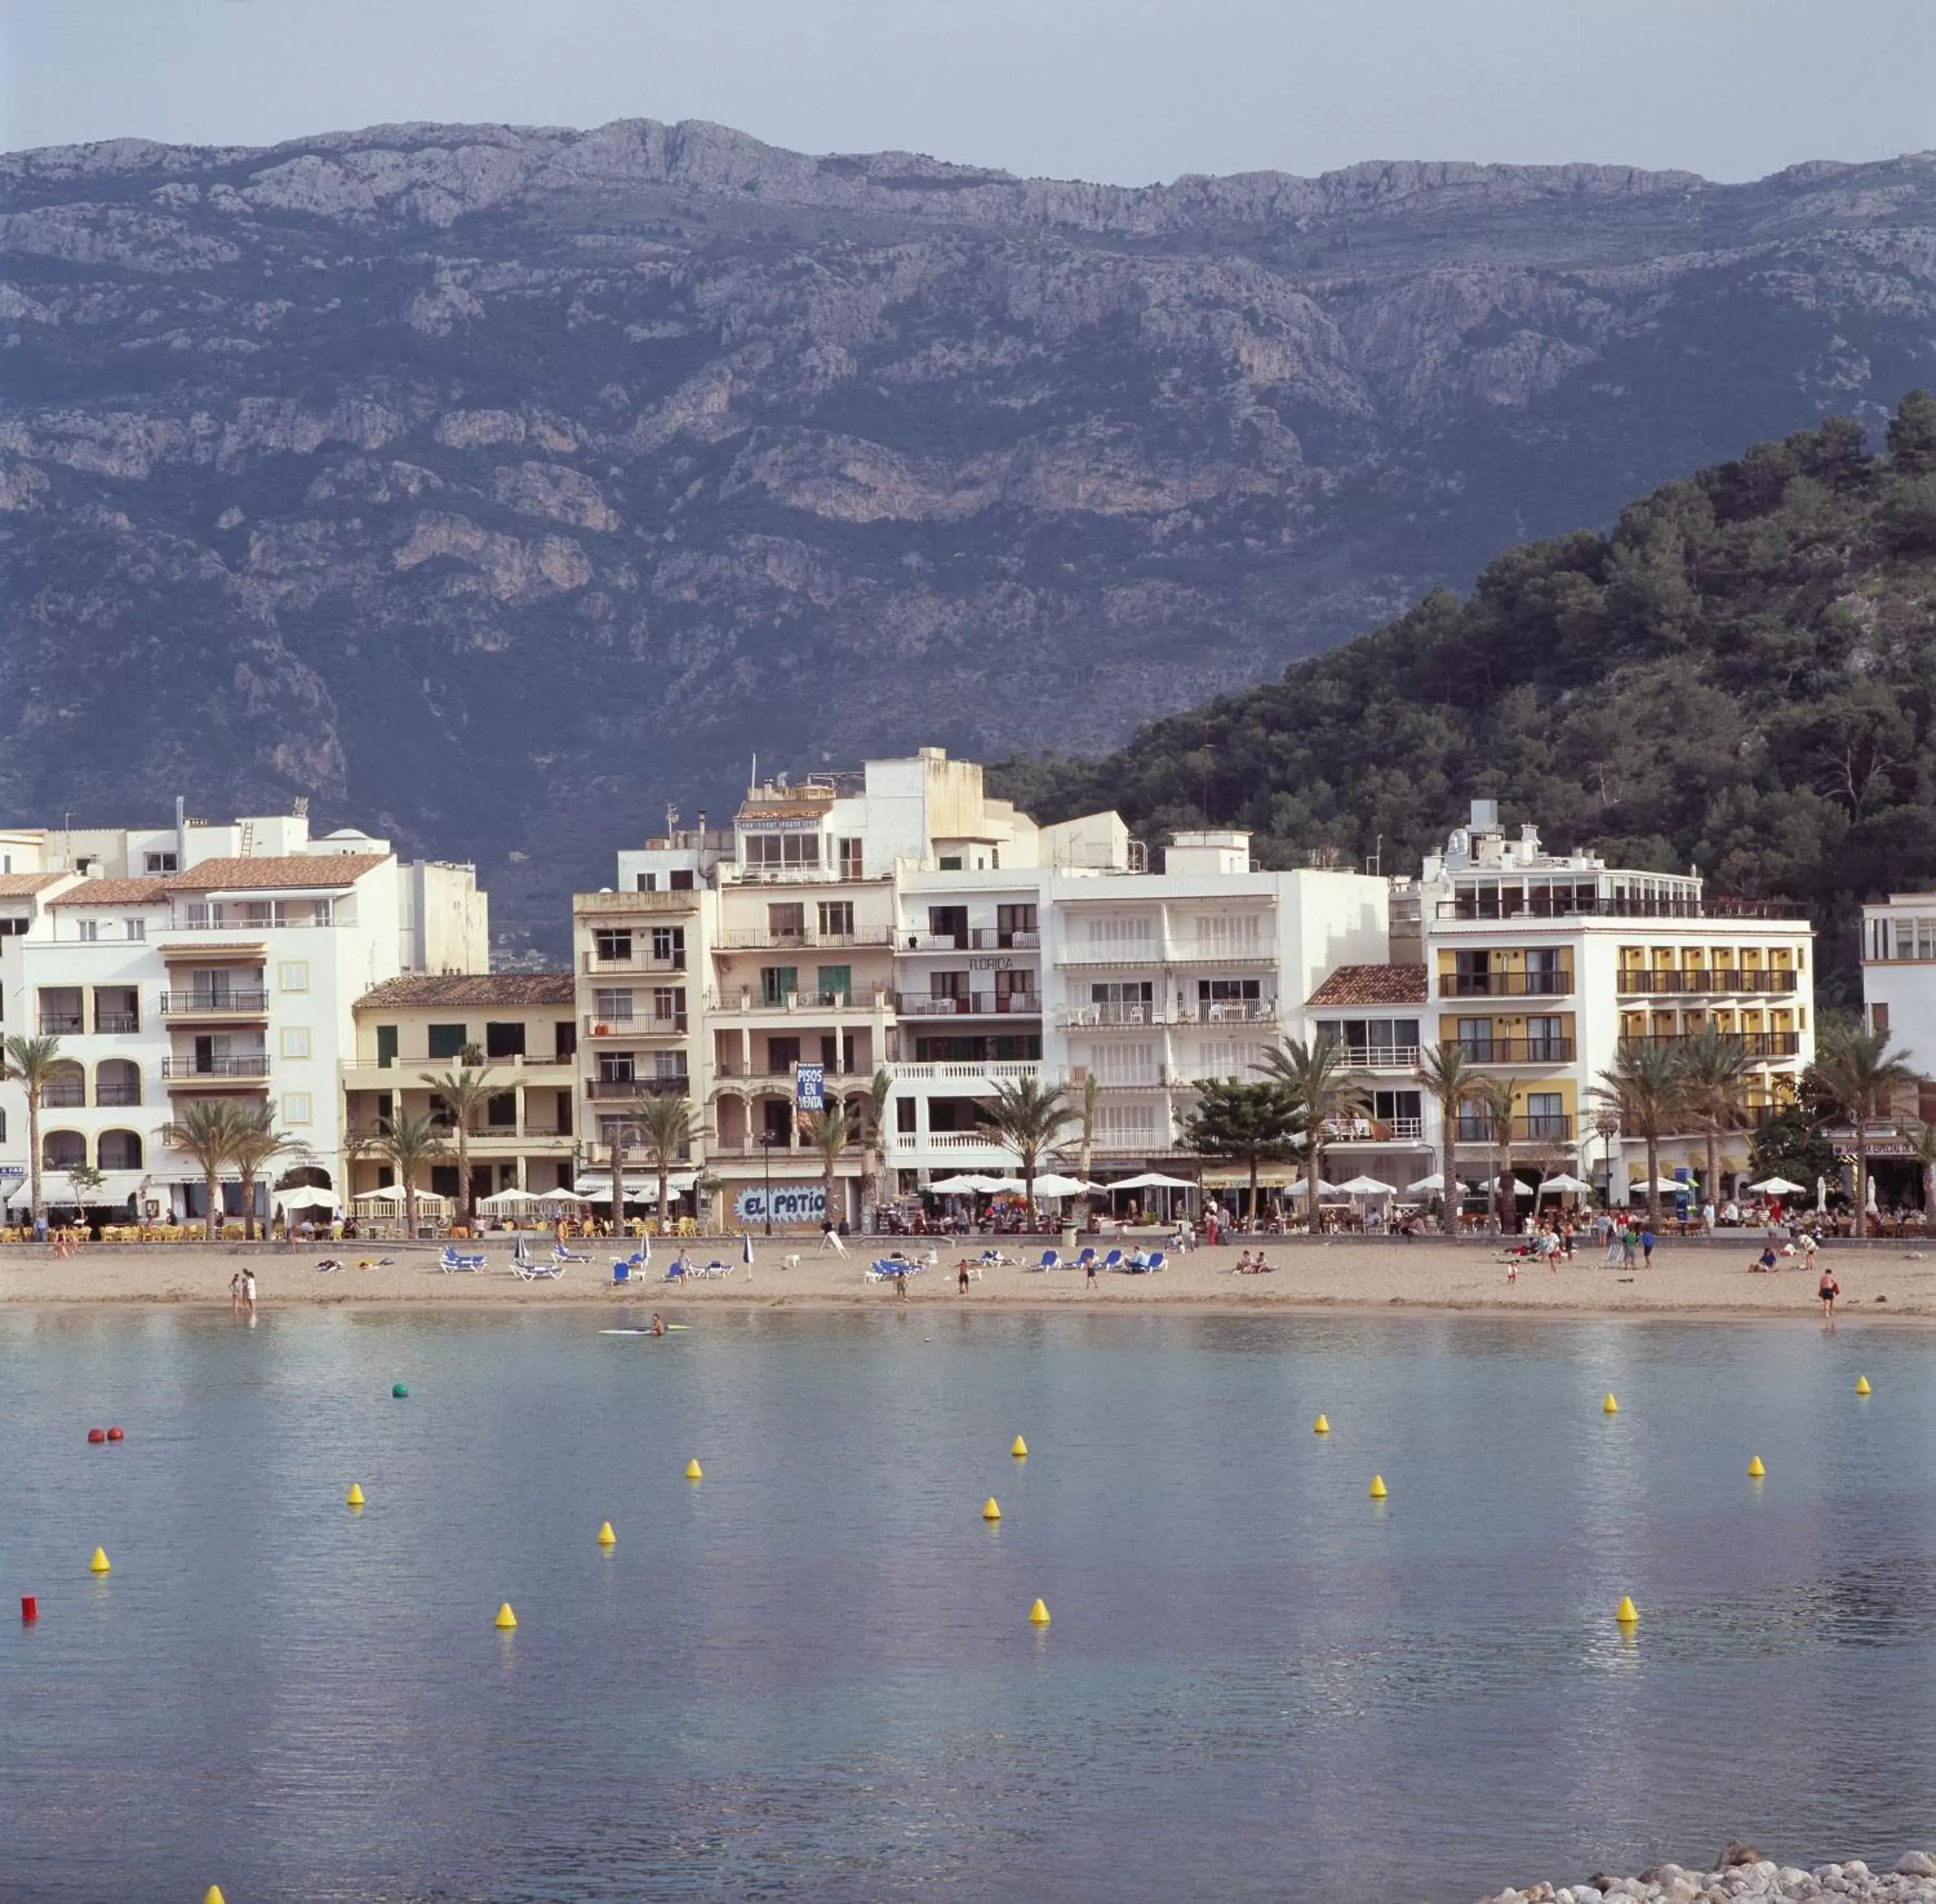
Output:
top-left (2, 1304), bottom-right (1934, 1903)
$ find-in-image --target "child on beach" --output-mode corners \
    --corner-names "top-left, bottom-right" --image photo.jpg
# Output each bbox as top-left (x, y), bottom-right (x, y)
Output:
top-left (1819, 1266), bottom-right (1840, 1319)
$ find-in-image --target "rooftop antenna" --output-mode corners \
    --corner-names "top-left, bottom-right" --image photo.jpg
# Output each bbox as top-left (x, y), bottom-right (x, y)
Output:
top-left (749, 753), bottom-right (758, 796)
top-left (666, 803), bottom-right (679, 836)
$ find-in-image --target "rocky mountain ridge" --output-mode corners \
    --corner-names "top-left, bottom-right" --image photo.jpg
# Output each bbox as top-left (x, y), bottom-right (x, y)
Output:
top-left (5, 117), bottom-right (1936, 953)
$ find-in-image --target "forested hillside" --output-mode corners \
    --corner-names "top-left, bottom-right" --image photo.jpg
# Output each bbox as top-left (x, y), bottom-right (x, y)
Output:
top-left (995, 395), bottom-right (1936, 1002)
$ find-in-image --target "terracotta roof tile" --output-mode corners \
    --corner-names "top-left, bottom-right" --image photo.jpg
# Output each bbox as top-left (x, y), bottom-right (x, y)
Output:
top-left (1307, 963), bottom-right (1429, 1008)
top-left (165, 852), bottom-right (390, 891)
top-left (0, 872), bottom-right (70, 896)
top-left (49, 878), bottom-right (171, 907)
top-left (355, 973), bottom-right (576, 1009)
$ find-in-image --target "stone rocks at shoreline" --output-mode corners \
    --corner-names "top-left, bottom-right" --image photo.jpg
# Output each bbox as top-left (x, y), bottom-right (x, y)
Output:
top-left (1478, 1851), bottom-right (1936, 1904)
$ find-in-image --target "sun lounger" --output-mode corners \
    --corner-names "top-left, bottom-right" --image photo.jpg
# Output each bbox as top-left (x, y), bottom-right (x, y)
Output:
top-left (687, 1261), bottom-right (733, 1279)
top-left (510, 1256), bottom-right (563, 1281)
top-left (1144, 1251), bottom-right (1166, 1273)
top-left (662, 1259), bottom-right (687, 1281)
top-left (610, 1250), bottom-right (646, 1284)
top-left (1034, 1248), bottom-right (1061, 1271)
top-left (1100, 1249), bottom-right (1124, 1272)
top-left (1074, 1247), bottom-right (1099, 1270)
top-left (439, 1245), bottom-right (485, 1273)
top-left (552, 1242), bottom-right (590, 1265)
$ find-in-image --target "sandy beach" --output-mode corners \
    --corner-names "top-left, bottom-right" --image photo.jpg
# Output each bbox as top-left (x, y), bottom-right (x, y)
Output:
top-left (4, 1233), bottom-right (1933, 1317)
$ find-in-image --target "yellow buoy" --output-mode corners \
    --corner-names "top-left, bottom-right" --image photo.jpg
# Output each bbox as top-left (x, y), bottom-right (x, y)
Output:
top-left (1028, 1597), bottom-right (1051, 1625)
top-left (982, 1497), bottom-right (1002, 1521)
top-left (1602, 1393), bottom-right (1618, 1415)
top-left (205, 1889), bottom-right (227, 1904)
top-left (1856, 1375), bottom-right (1872, 1396)
top-left (596, 1520), bottom-right (616, 1546)
top-left (1615, 1595), bottom-right (1639, 1625)
top-left (494, 1602), bottom-right (517, 1630)
top-left (1313, 1413), bottom-right (1330, 1435)
top-left (346, 1483), bottom-right (365, 1508)
top-left (1368, 1474), bottom-right (1387, 1500)
top-left (684, 1458), bottom-right (703, 1481)
top-left (89, 1546), bottom-right (110, 1575)
top-left (1748, 1455), bottom-right (1766, 1479)
top-left (1011, 1435), bottom-right (1028, 1459)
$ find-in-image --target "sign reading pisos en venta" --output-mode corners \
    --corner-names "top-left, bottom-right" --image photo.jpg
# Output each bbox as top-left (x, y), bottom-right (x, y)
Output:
top-left (734, 1185), bottom-right (827, 1226)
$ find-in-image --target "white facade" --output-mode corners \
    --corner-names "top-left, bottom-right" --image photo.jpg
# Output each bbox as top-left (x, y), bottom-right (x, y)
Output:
top-left (0, 811), bottom-right (489, 1222)
top-left (1862, 895), bottom-right (1936, 1075)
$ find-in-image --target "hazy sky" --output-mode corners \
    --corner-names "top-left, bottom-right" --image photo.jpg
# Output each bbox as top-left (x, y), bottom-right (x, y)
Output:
top-left (4, 0), bottom-right (1934, 185)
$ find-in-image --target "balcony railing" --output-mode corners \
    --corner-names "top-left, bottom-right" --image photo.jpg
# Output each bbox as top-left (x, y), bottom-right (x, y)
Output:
top-left (891, 1061), bottom-right (1049, 1082)
top-left (1453, 1039), bottom-right (1577, 1064)
top-left (162, 1054), bottom-right (271, 1080)
top-left (1629, 1032), bottom-right (1801, 1059)
top-left (705, 987), bottom-right (891, 1014)
top-left (94, 1013), bottom-right (140, 1035)
top-left (1455, 1115), bottom-right (1576, 1144)
top-left (39, 1013), bottom-right (83, 1035)
top-left (582, 950), bottom-right (685, 974)
top-left (584, 1013), bottom-right (688, 1038)
top-left (1441, 971), bottom-right (1573, 998)
top-left (895, 992), bottom-right (1042, 1017)
top-left (161, 991), bottom-right (270, 1016)
top-left (41, 1083), bottom-right (86, 1108)
top-left (971, 927), bottom-right (1040, 950)
top-left (1615, 969), bottom-right (1799, 995)
top-left (1322, 1115), bottom-right (1425, 1142)
top-left (585, 1076), bottom-right (692, 1101)
top-left (1053, 1001), bottom-right (1281, 1029)
top-left (712, 926), bottom-right (893, 951)
top-left (97, 1083), bottom-right (143, 1106)
top-left (1327, 1043), bottom-right (1422, 1069)
top-left (1436, 895), bottom-right (1804, 922)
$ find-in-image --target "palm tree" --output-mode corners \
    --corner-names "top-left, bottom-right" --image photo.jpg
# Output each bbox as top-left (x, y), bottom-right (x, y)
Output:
top-left (1415, 1042), bottom-right (1478, 1235)
top-left (420, 1063), bottom-right (499, 1232)
top-left (802, 1106), bottom-right (853, 1233)
top-left (354, 1110), bottom-right (449, 1238)
top-left (1590, 1040), bottom-right (1688, 1226)
top-left (1, 1033), bottom-right (64, 1230)
top-left (161, 1097), bottom-right (250, 1241)
top-left (1910, 1123), bottom-right (1936, 1241)
top-left (630, 1091), bottom-right (700, 1234)
top-left (1464, 1075), bottom-right (1521, 1231)
top-left (1808, 1027), bottom-right (1919, 1237)
top-left (229, 1102), bottom-right (297, 1241)
top-left (860, 1068), bottom-right (893, 1233)
top-left (1678, 1025), bottom-right (1752, 1209)
top-left (1259, 1036), bottom-right (1371, 1217)
top-left (976, 1076), bottom-right (1076, 1228)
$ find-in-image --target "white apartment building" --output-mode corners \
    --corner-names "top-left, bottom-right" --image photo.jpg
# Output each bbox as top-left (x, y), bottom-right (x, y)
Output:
top-left (0, 807), bottom-right (489, 1224)
top-left (1315, 802), bottom-right (1817, 1205)
top-left (1862, 894), bottom-right (1936, 1072)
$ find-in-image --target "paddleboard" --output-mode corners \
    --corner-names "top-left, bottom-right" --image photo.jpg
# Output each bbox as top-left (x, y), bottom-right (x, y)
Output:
top-left (600, 1326), bottom-right (689, 1335)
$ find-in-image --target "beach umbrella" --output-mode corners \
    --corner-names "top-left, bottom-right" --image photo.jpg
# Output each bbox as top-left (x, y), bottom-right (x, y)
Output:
top-left (1108, 1171), bottom-right (1195, 1191)
top-left (478, 1187), bottom-right (543, 1214)
top-left (1537, 1173), bottom-right (1591, 1193)
top-left (1031, 1172), bottom-right (1093, 1199)
top-left (1502, 1175), bottom-right (1537, 1197)
top-left (928, 1174), bottom-right (987, 1194)
top-left (741, 1232), bottom-right (754, 1267)
top-left (1628, 1177), bottom-right (1683, 1194)
top-left (1748, 1175), bottom-right (1807, 1196)
top-left (1335, 1174), bottom-right (1397, 1195)
top-left (1816, 1175), bottom-right (1828, 1211)
top-left (1867, 1173), bottom-right (1881, 1213)
top-left (1286, 1179), bottom-right (1341, 1199)
top-left (1404, 1171), bottom-right (1446, 1194)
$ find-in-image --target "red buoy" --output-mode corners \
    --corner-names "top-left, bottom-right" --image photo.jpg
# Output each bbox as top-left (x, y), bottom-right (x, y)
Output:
top-left (86, 1428), bottom-right (106, 1444)
top-left (20, 1595), bottom-right (37, 1621)
top-left (106, 1426), bottom-right (124, 1442)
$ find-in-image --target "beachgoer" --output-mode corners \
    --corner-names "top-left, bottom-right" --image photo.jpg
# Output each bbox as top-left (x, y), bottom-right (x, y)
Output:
top-left (1800, 1230), bottom-right (1819, 1270)
top-left (1640, 1226), bottom-right (1655, 1267)
top-left (650, 1312), bottom-right (666, 1337)
top-left (1752, 1244), bottom-right (1777, 1273)
top-left (230, 1270), bottom-right (243, 1313)
top-left (1819, 1266), bottom-right (1840, 1319)
top-left (958, 1261), bottom-right (971, 1295)
top-left (894, 1269), bottom-right (908, 1301)
top-left (242, 1268), bottom-right (257, 1315)
top-left (1620, 1225), bottom-right (1637, 1270)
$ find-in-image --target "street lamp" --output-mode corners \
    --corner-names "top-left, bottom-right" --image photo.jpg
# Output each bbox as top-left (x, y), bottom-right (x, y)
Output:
top-left (758, 1131), bottom-right (778, 1236)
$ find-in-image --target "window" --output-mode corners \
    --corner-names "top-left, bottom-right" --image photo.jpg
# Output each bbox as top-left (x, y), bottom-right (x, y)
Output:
top-left (816, 964), bottom-right (852, 1004)
top-left (653, 1053), bottom-right (689, 1083)
top-left (767, 1037), bottom-right (802, 1071)
top-left (283, 1091), bottom-right (313, 1125)
top-left (279, 961), bottom-right (308, 992)
top-left (896, 1097), bottom-right (916, 1132)
top-left (376, 1024), bottom-right (398, 1069)
top-left (998, 903), bottom-right (1037, 937)
top-left (1524, 1091), bottom-right (1566, 1137)
top-left (768, 902), bottom-right (806, 940)
top-left (594, 929), bottom-right (632, 962)
top-left (487, 1092), bottom-right (517, 1129)
top-left (427, 1023), bottom-right (468, 1059)
top-left (124, 918), bottom-right (146, 942)
top-left (1873, 1002), bottom-right (1891, 1034)
top-left (744, 832), bottom-right (821, 869)
top-left (592, 989), bottom-right (635, 1024)
top-left (837, 837), bottom-right (863, 878)
top-left (78, 919), bottom-right (99, 943)
top-left (927, 907), bottom-right (967, 946)
top-left (279, 1027), bottom-right (311, 1059)
top-left (650, 986), bottom-right (687, 1026)
top-left (650, 926), bottom-right (685, 967)
top-left (554, 1020), bottom-right (577, 1062)
top-left (760, 967), bottom-right (797, 1006)
top-left (669, 870), bottom-right (694, 891)
top-left (938, 856), bottom-right (963, 871)
top-left (312, 898), bottom-right (333, 926)
top-left (485, 1021), bottom-right (526, 1060)
top-left (143, 851), bottom-right (178, 873)
top-left (1084, 915), bottom-right (1156, 949)
top-left (634, 873), bottom-right (656, 892)
top-left (818, 900), bottom-right (854, 938)
top-left (185, 903), bottom-right (215, 927)
top-left (598, 1054), bottom-right (637, 1084)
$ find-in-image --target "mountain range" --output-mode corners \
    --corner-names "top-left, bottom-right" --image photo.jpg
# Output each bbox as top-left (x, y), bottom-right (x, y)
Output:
top-left (5, 117), bottom-right (1936, 954)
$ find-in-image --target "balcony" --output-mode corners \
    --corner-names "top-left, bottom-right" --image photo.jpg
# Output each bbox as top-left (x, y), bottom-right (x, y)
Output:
top-left (1435, 894), bottom-right (1804, 922)
top-left (582, 949), bottom-right (686, 975)
top-left (584, 1013), bottom-right (689, 1039)
top-left (96, 1082), bottom-right (143, 1107)
top-left (1453, 1039), bottom-right (1577, 1065)
top-left (892, 1061), bottom-right (1049, 1083)
top-left (1454, 1115), bottom-right (1576, 1144)
top-left (971, 928), bottom-right (1040, 950)
top-left (1615, 969), bottom-right (1799, 996)
top-left (585, 1076), bottom-right (692, 1101)
top-left (1322, 1115), bottom-right (1425, 1142)
top-left (163, 1054), bottom-right (271, 1082)
top-left (712, 926), bottom-right (893, 951)
top-left (705, 986), bottom-right (891, 1015)
top-left (39, 1013), bottom-right (84, 1035)
top-left (892, 1131), bottom-right (1014, 1153)
top-left (1441, 971), bottom-right (1573, 998)
top-left (161, 991), bottom-right (270, 1018)
top-left (895, 991), bottom-right (1041, 1017)
top-left (1327, 1043), bottom-right (1423, 1069)
top-left (1629, 1032), bottom-right (1801, 1059)
top-left (41, 1082), bottom-right (86, 1108)
top-left (94, 1013), bottom-right (140, 1035)
top-left (1053, 1000), bottom-right (1280, 1029)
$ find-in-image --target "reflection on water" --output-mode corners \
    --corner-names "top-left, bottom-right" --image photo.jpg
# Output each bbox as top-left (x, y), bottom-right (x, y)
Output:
top-left (3, 1308), bottom-right (1935, 1903)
